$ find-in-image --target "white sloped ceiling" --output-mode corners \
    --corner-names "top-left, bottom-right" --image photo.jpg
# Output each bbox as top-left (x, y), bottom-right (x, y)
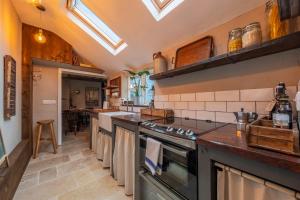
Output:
top-left (12, 0), bottom-right (265, 76)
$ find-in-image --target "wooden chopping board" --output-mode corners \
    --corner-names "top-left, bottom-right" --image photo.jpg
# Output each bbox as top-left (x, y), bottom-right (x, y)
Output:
top-left (175, 36), bottom-right (214, 68)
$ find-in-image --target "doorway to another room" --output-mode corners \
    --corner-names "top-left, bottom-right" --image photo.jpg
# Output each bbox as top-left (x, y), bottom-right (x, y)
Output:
top-left (60, 70), bottom-right (106, 146)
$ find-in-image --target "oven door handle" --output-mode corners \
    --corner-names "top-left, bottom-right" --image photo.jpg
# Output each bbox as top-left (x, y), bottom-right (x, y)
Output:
top-left (139, 135), bottom-right (188, 158)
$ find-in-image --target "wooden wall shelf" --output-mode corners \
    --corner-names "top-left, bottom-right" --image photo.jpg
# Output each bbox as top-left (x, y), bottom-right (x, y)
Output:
top-left (150, 31), bottom-right (300, 80)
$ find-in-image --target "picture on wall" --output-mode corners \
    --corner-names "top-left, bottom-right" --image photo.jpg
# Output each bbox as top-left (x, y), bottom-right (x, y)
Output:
top-left (85, 87), bottom-right (99, 108)
top-left (3, 55), bottom-right (16, 120)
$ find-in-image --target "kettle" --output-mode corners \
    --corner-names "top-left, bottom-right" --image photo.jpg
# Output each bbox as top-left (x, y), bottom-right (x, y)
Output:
top-left (153, 52), bottom-right (167, 74)
top-left (234, 108), bottom-right (258, 131)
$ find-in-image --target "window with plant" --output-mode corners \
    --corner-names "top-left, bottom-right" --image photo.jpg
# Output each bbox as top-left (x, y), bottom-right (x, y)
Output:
top-left (125, 69), bottom-right (154, 105)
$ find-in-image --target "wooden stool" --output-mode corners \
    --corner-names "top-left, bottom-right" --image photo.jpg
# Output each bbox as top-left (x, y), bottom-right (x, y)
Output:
top-left (34, 120), bottom-right (57, 159)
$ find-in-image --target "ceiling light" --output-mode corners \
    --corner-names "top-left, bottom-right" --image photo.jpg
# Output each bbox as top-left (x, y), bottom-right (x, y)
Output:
top-left (34, 29), bottom-right (47, 44)
top-left (33, 0), bottom-right (47, 44)
top-left (142, 0), bottom-right (184, 21)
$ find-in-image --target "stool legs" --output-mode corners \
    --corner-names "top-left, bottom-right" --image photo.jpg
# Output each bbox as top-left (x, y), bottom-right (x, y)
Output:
top-left (33, 121), bottom-right (57, 159)
top-left (50, 122), bottom-right (57, 154)
top-left (34, 124), bottom-right (42, 159)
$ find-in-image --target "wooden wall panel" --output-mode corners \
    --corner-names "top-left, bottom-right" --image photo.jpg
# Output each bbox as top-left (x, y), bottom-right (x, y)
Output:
top-left (22, 24), bottom-right (73, 64)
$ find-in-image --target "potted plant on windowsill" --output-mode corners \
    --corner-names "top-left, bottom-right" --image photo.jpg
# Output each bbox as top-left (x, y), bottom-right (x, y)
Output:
top-left (125, 69), bottom-right (150, 105)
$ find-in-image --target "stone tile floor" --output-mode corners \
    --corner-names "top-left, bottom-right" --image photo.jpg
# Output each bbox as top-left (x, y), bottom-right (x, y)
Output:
top-left (14, 132), bottom-right (132, 200)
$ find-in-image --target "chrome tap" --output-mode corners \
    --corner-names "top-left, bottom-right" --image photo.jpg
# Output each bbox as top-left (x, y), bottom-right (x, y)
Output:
top-left (125, 100), bottom-right (134, 112)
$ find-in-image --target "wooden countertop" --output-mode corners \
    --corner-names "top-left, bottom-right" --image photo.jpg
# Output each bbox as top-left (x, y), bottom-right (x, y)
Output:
top-left (63, 108), bottom-right (119, 114)
top-left (88, 109), bottom-right (119, 113)
top-left (112, 114), bottom-right (163, 125)
top-left (197, 124), bottom-right (300, 173)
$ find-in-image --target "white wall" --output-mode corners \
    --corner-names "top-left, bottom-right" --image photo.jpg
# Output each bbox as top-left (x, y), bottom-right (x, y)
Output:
top-left (32, 66), bottom-right (59, 148)
top-left (0, 0), bottom-right (22, 154)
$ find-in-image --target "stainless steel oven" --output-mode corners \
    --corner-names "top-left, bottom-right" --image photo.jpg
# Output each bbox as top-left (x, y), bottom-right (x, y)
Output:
top-left (139, 132), bottom-right (198, 200)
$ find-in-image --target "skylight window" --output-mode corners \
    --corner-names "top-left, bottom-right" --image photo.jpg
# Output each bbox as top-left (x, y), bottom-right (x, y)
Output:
top-left (142, 0), bottom-right (184, 21)
top-left (67, 0), bottom-right (127, 55)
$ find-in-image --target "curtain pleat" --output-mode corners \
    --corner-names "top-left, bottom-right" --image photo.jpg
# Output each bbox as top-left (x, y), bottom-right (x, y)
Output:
top-left (113, 127), bottom-right (135, 196)
top-left (217, 169), bottom-right (225, 200)
top-left (102, 134), bottom-right (112, 168)
top-left (92, 118), bottom-right (98, 152)
top-left (124, 129), bottom-right (135, 195)
top-left (227, 169), bottom-right (243, 200)
top-left (114, 127), bottom-right (125, 185)
top-left (96, 131), bottom-right (104, 160)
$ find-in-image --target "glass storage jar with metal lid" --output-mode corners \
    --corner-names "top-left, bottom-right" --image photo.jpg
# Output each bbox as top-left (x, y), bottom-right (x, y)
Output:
top-left (242, 22), bottom-right (262, 48)
top-left (265, 0), bottom-right (289, 40)
top-left (228, 28), bottom-right (242, 53)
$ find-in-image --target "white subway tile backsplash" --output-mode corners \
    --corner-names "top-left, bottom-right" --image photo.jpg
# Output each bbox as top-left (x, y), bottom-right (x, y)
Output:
top-left (154, 86), bottom-right (286, 124)
top-left (155, 102), bottom-right (164, 109)
top-left (181, 93), bottom-right (196, 101)
top-left (196, 111), bottom-right (215, 121)
top-left (196, 92), bottom-right (215, 101)
top-left (256, 102), bottom-right (270, 115)
top-left (206, 102), bottom-right (226, 112)
top-left (159, 95), bottom-right (169, 102)
top-left (182, 110), bottom-right (196, 119)
top-left (174, 110), bottom-right (182, 118)
top-left (215, 90), bottom-right (239, 101)
top-left (216, 112), bottom-right (236, 123)
top-left (175, 102), bottom-right (188, 109)
top-left (227, 102), bottom-right (255, 112)
top-left (188, 102), bottom-right (205, 111)
top-left (240, 88), bottom-right (274, 101)
top-left (169, 94), bottom-right (181, 102)
top-left (163, 102), bottom-right (175, 109)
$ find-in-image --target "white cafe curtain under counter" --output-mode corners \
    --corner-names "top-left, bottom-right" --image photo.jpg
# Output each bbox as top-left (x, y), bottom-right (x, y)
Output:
top-left (113, 127), bottom-right (135, 196)
top-left (96, 131), bottom-right (112, 168)
top-left (216, 163), bottom-right (298, 200)
top-left (92, 117), bottom-right (98, 152)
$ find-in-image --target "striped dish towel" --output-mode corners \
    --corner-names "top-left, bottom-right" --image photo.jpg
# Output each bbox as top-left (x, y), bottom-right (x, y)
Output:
top-left (145, 137), bottom-right (163, 175)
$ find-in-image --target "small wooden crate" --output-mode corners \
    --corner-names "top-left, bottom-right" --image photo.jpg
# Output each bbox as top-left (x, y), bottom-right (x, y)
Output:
top-left (140, 108), bottom-right (174, 118)
top-left (140, 108), bottom-right (152, 116)
top-left (247, 117), bottom-right (300, 156)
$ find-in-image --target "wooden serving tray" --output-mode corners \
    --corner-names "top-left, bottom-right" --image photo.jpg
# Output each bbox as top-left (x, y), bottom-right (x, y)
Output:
top-left (141, 108), bottom-right (174, 118)
top-left (174, 36), bottom-right (214, 68)
top-left (246, 117), bottom-right (300, 157)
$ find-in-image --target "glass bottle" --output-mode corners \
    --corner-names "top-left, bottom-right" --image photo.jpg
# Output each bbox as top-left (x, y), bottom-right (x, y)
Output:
top-left (242, 22), bottom-right (262, 48)
top-left (265, 0), bottom-right (289, 40)
top-left (228, 28), bottom-right (243, 52)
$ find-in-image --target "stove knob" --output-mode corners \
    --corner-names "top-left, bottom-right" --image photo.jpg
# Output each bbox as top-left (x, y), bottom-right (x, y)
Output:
top-left (166, 126), bottom-right (174, 132)
top-left (142, 121), bottom-right (148, 125)
top-left (150, 123), bottom-right (156, 128)
top-left (185, 129), bottom-right (194, 136)
top-left (145, 122), bottom-right (150, 126)
top-left (177, 128), bottom-right (185, 135)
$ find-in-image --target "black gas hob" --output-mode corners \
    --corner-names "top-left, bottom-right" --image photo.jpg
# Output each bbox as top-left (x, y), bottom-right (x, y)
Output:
top-left (139, 117), bottom-right (227, 149)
